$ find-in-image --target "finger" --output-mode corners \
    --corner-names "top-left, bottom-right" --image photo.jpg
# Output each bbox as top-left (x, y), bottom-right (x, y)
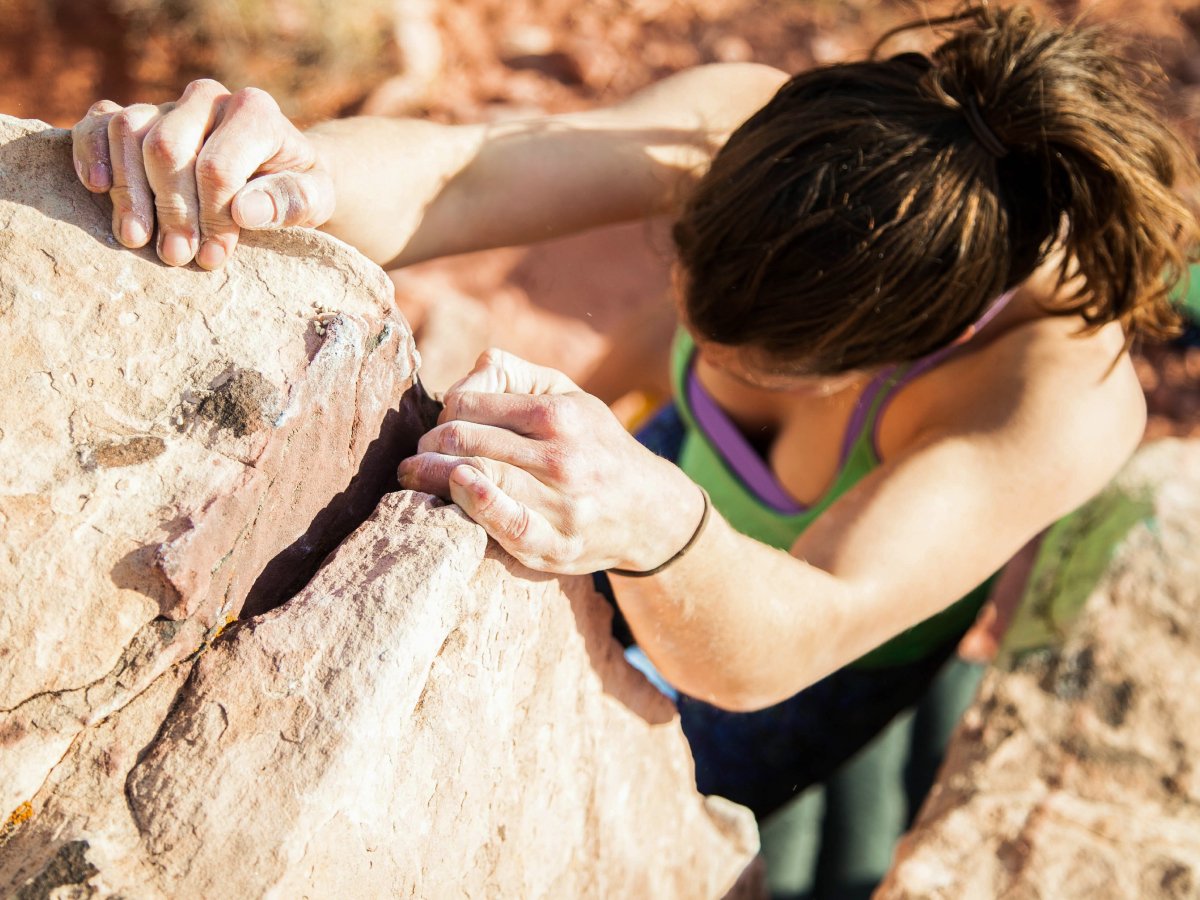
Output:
top-left (417, 420), bottom-right (544, 470)
top-left (398, 449), bottom-right (555, 500)
top-left (107, 103), bottom-right (164, 249)
top-left (196, 87), bottom-right (332, 268)
top-left (231, 169), bottom-right (336, 230)
top-left (72, 99), bottom-right (122, 192)
top-left (447, 464), bottom-right (562, 570)
top-left (439, 391), bottom-right (579, 437)
top-left (397, 450), bottom-right (500, 497)
top-left (142, 79), bottom-right (231, 266)
top-left (397, 451), bottom-right (454, 497)
top-left (445, 348), bottom-right (580, 399)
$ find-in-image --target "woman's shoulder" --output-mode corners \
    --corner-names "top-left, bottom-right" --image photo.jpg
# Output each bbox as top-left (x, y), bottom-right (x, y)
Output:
top-left (881, 309), bottom-right (1146, 497)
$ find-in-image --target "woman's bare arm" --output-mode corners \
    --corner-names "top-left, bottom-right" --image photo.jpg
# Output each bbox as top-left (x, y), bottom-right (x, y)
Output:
top-left (71, 64), bottom-right (787, 270)
top-left (397, 324), bottom-right (1145, 711)
top-left (315, 63), bottom-right (787, 267)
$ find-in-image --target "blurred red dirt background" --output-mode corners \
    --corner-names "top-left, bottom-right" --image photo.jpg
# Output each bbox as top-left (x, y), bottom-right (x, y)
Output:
top-left (2, 0), bottom-right (1197, 436)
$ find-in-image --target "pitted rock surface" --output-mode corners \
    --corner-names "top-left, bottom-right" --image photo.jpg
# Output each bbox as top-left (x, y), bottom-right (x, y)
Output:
top-left (1, 493), bottom-right (758, 896)
top-left (879, 439), bottom-right (1200, 900)
top-left (0, 115), bottom-right (419, 817)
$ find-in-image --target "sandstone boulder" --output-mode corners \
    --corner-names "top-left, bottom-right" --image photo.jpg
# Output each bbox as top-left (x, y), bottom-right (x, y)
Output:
top-left (0, 113), bottom-right (427, 825)
top-left (0, 116), bottom-right (432, 820)
top-left (0, 114), bottom-right (758, 896)
top-left (1, 491), bottom-right (757, 897)
top-left (879, 439), bottom-right (1200, 899)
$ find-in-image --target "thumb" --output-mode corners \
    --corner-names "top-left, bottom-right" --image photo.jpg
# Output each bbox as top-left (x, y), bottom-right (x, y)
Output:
top-left (448, 463), bottom-right (558, 570)
top-left (232, 170), bottom-right (335, 230)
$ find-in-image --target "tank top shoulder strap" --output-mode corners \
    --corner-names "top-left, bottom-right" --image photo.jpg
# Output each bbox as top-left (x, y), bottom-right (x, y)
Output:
top-left (838, 288), bottom-right (1018, 463)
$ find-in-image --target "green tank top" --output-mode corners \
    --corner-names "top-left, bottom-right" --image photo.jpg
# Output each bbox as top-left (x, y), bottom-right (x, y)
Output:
top-left (671, 329), bottom-right (993, 669)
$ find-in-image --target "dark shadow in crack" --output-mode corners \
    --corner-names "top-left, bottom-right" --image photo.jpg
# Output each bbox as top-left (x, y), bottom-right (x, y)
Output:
top-left (239, 378), bottom-right (443, 619)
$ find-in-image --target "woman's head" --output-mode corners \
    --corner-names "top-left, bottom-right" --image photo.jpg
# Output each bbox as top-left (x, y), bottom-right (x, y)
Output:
top-left (672, 5), bottom-right (1200, 375)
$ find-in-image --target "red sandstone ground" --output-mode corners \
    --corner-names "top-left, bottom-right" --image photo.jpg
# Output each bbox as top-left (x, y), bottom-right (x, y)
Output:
top-left (1, 0), bottom-right (1196, 436)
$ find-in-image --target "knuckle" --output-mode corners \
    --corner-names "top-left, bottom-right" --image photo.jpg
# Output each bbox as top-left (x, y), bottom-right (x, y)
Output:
top-left (240, 86), bottom-right (276, 107)
top-left (437, 422), bottom-right (467, 456)
top-left (107, 185), bottom-right (138, 214)
top-left (444, 390), bottom-right (479, 423)
top-left (142, 127), bottom-right (188, 164)
top-left (86, 127), bottom-right (111, 154)
top-left (230, 86), bottom-right (278, 115)
top-left (184, 78), bottom-right (228, 100)
top-left (152, 189), bottom-right (189, 214)
top-left (542, 446), bottom-right (577, 484)
top-left (292, 174), bottom-right (321, 213)
top-left (404, 455), bottom-right (431, 481)
top-left (108, 108), bottom-right (140, 139)
top-left (114, 103), bottom-right (159, 135)
top-left (87, 99), bottom-right (121, 117)
top-left (154, 195), bottom-right (194, 226)
top-left (500, 504), bottom-right (532, 545)
top-left (197, 211), bottom-right (235, 238)
top-left (530, 398), bottom-right (561, 432)
top-left (195, 153), bottom-right (237, 192)
top-left (542, 395), bottom-right (578, 432)
top-left (274, 176), bottom-right (317, 225)
top-left (478, 347), bottom-right (506, 371)
top-left (439, 393), bottom-right (460, 422)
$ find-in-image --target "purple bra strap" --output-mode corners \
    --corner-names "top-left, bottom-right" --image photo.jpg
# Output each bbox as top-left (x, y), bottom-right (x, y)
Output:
top-left (686, 370), bottom-right (806, 514)
top-left (684, 288), bottom-right (1016, 512)
top-left (868, 289), bottom-right (1017, 458)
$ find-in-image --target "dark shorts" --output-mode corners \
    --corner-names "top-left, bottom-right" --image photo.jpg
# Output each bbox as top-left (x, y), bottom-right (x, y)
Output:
top-left (597, 402), bottom-right (974, 820)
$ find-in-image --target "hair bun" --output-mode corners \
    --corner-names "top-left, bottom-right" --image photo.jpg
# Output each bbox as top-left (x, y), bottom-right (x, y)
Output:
top-left (920, 4), bottom-right (1198, 339)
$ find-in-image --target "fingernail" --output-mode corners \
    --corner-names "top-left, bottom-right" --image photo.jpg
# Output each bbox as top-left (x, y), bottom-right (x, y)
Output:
top-left (119, 215), bottom-right (149, 248)
top-left (197, 239), bottom-right (227, 270)
top-left (238, 190), bottom-right (275, 228)
top-left (89, 161), bottom-right (111, 191)
top-left (159, 230), bottom-right (197, 266)
top-left (74, 158), bottom-right (86, 185)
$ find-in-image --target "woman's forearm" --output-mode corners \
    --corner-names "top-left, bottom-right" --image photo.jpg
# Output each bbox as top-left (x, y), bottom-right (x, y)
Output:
top-left (610, 507), bottom-right (873, 712)
top-left (307, 63), bottom-right (787, 269)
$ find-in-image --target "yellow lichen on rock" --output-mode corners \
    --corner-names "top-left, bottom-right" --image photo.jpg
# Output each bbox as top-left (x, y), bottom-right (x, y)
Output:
top-left (0, 802), bottom-right (33, 843)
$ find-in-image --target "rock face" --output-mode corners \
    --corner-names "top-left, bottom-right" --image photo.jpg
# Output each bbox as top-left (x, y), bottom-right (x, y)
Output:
top-left (0, 115), bottom-right (428, 819)
top-left (879, 439), bottom-right (1200, 900)
top-left (0, 116), bottom-right (757, 895)
top-left (1, 492), bottom-right (757, 896)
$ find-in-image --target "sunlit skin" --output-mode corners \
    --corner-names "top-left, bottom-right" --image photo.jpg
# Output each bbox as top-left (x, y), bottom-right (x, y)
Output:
top-left (70, 64), bottom-right (1146, 711)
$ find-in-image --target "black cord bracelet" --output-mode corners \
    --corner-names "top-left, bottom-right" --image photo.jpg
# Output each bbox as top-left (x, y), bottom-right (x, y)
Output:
top-left (609, 485), bottom-right (712, 578)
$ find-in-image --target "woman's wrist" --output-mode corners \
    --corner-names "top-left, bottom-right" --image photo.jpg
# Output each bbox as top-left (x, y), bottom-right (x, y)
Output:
top-left (611, 457), bottom-right (709, 575)
top-left (610, 484), bottom-right (710, 577)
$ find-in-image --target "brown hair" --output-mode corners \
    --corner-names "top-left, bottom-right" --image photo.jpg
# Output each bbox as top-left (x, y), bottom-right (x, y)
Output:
top-left (672, 5), bottom-right (1200, 374)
